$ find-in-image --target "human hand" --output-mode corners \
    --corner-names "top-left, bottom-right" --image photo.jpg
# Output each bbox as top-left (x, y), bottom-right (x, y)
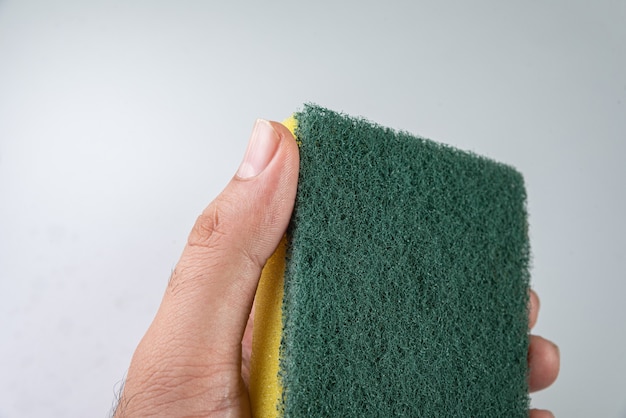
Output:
top-left (113, 120), bottom-right (560, 417)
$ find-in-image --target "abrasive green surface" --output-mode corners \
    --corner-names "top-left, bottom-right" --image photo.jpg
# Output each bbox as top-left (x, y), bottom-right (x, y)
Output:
top-left (280, 105), bottom-right (530, 417)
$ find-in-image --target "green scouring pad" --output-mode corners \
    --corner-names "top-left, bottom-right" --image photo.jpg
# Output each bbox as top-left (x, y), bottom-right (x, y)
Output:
top-left (250, 104), bottom-right (530, 417)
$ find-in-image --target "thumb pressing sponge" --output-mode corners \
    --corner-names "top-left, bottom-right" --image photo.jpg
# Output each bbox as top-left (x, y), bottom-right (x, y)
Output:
top-left (250, 104), bottom-right (530, 417)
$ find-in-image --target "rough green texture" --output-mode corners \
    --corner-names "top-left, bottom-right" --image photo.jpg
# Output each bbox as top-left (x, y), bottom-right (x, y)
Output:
top-left (280, 104), bottom-right (530, 417)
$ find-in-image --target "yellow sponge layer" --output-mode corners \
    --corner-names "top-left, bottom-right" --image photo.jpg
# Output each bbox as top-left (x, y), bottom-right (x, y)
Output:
top-left (249, 237), bottom-right (285, 417)
top-left (248, 117), bottom-right (296, 418)
top-left (281, 115), bottom-right (297, 141)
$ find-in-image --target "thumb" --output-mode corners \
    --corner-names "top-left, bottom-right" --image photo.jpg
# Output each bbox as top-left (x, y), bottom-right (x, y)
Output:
top-left (119, 119), bottom-right (298, 415)
top-left (163, 119), bottom-right (299, 350)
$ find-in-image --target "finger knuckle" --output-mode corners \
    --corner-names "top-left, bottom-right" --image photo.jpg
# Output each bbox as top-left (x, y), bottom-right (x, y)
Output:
top-left (188, 202), bottom-right (228, 249)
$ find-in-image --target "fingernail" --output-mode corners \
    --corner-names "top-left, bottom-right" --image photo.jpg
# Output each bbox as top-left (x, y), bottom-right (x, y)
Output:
top-left (237, 119), bottom-right (280, 179)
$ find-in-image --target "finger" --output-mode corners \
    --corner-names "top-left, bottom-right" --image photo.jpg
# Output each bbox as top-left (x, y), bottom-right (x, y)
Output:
top-left (528, 335), bottom-right (561, 392)
top-left (529, 289), bottom-right (540, 329)
top-left (159, 119), bottom-right (298, 354)
top-left (530, 408), bottom-right (555, 418)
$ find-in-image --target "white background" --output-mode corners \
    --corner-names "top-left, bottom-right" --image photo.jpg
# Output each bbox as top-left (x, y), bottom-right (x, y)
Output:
top-left (1, 1), bottom-right (624, 417)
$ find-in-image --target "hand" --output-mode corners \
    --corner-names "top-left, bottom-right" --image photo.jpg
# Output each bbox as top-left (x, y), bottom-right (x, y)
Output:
top-left (114, 120), bottom-right (560, 417)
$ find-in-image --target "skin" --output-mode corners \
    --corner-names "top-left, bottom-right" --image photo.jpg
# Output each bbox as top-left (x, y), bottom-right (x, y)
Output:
top-left (114, 120), bottom-right (560, 417)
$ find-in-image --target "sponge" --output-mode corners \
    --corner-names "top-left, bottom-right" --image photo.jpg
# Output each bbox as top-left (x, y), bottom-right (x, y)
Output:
top-left (250, 104), bottom-right (530, 417)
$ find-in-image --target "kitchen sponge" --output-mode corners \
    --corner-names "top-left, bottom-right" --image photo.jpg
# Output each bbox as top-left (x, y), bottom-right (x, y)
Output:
top-left (250, 104), bottom-right (530, 417)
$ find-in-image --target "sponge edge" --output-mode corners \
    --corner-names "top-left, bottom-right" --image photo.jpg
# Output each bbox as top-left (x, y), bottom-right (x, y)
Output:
top-left (249, 237), bottom-right (286, 417)
top-left (252, 105), bottom-right (530, 417)
top-left (281, 115), bottom-right (297, 142)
